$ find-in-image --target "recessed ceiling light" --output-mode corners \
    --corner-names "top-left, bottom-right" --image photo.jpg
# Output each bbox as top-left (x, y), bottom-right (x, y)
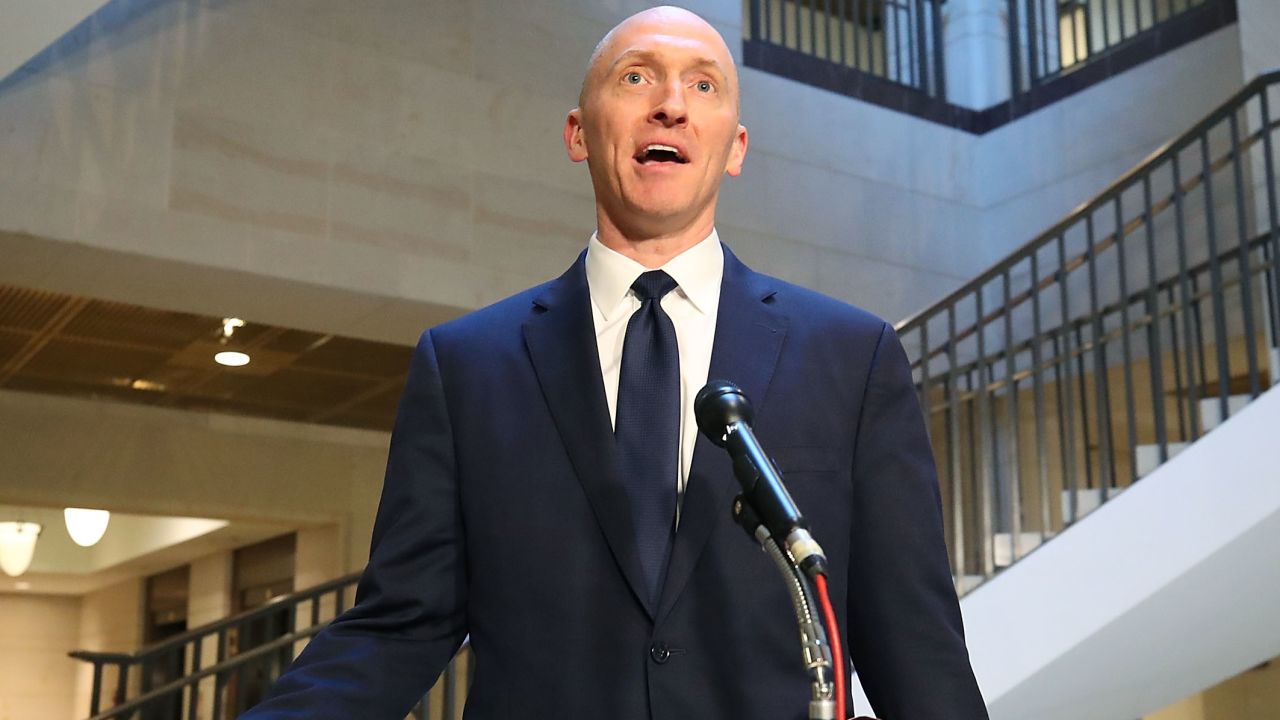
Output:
top-left (215, 351), bottom-right (251, 367)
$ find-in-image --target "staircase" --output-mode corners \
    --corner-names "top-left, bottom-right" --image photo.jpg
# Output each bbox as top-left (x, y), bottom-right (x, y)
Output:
top-left (885, 70), bottom-right (1280, 717)
top-left (70, 69), bottom-right (1280, 720)
top-left (961, 386), bottom-right (1280, 720)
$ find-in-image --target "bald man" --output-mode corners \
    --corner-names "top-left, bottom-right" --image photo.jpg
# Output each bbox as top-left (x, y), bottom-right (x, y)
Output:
top-left (245, 7), bottom-right (986, 720)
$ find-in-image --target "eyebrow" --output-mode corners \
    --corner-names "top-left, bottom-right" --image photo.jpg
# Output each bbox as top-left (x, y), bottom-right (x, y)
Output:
top-left (609, 49), bottom-right (728, 79)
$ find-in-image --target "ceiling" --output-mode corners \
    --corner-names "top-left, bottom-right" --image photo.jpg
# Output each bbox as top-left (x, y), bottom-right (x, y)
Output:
top-left (0, 283), bottom-right (414, 432)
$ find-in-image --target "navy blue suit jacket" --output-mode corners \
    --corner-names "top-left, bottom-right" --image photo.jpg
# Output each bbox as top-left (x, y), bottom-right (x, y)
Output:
top-left (245, 247), bottom-right (987, 719)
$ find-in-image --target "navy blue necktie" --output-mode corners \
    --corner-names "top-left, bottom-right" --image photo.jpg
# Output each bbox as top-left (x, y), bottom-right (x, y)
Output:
top-left (615, 270), bottom-right (680, 606)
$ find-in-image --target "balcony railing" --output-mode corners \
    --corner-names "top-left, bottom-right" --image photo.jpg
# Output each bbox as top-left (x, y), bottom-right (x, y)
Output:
top-left (744, 0), bottom-right (1239, 130)
top-left (895, 70), bottom-right (1280, 592)
top-left (1011, 0), bottom-right (1220, 90)
top-left (70, 572), bottom-right (473, 720)
top-left (747, 0), bottom-right (946, 94)
top-left (743, 0), bottom-right (949, 120)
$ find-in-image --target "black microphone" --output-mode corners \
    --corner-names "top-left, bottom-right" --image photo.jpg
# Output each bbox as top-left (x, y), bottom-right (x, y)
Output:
top-left (695, 380), bottom-right (828, 577)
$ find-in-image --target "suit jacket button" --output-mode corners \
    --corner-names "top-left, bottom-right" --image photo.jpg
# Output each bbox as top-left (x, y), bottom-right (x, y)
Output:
top-left (649, 642), bottom-right (670, 664)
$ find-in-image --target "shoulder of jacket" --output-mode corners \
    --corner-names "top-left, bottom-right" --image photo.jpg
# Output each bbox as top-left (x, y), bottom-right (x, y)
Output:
top-left (419, 280), bottom-right (553, 349)
top-left (761, 274), bottom-right (889, 338)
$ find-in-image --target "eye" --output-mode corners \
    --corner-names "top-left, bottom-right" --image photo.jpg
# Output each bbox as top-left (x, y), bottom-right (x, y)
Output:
top-left (624, 72), bottom-right (644, 85)
top-left (695, 80), bottom-right (714, 93)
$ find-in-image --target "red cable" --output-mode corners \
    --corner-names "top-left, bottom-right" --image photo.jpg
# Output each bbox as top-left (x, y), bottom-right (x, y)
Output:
top-left (813, 573), bottom-right (846, 720)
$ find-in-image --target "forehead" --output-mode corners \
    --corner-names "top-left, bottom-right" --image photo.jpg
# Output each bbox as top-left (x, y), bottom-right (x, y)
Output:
top-left (598, 19), bottom-right (735, 75)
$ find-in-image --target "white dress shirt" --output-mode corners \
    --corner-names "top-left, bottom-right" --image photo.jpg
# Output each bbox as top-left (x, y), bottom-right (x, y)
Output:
top-left (585, 229), bottom-right (724, 517)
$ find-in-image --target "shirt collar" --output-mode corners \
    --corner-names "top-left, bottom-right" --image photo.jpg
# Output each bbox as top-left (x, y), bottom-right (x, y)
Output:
top-left (585, 229), bottom-right (724, 322)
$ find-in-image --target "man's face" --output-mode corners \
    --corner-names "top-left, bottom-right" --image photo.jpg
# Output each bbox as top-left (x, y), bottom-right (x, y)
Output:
top-left (564, 10), bottom-right (748, 238)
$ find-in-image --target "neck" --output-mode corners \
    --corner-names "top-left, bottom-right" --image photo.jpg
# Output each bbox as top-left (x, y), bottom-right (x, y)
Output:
top-left (594, 209), bottom-right (716, 269)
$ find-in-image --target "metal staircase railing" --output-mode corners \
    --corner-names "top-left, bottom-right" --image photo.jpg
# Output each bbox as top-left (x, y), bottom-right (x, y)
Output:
top-left (69, 572), bottom-right (473, 720)
top-left (895, 70), bottom-right (1280, 594)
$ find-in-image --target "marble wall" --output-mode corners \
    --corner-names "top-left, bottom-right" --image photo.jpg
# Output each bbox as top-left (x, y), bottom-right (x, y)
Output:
top-left (0, 593), bottom-right (81, 720)
top-left (0, 0), bottom-right (1245, 346)
top-left (973, 25), bottom-right (1245, 268)
top-left (73, 576), bottom-right (143, 717)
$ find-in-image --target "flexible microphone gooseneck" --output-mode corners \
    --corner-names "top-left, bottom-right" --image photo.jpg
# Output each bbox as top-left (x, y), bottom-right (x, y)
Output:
top-left (696, 380), bottom-right (848, 720)
top-left (694, 380), bottom-right (828, 578)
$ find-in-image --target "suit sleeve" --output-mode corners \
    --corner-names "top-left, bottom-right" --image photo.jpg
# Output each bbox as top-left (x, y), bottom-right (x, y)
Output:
top-left (845, 322), bottom-right (988, 720)
top-left (243, 329), bottom-right (468, 719)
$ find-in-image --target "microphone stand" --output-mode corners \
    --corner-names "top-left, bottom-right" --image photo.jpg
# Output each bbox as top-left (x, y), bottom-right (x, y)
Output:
top-left (731, 496), bottom-right (837, 720)
top-left (695, 380), bottom-right (856, 719)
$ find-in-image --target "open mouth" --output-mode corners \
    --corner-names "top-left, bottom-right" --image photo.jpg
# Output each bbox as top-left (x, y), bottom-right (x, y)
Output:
top-left (635, 143), bottom-right (689, 165)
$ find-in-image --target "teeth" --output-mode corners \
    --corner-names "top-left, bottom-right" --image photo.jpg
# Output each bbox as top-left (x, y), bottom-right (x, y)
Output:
top-left (646, 144), bottom-right (680, 155)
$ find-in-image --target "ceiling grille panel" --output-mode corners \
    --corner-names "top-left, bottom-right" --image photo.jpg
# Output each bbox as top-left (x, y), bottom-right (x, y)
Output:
top-left (61, 301), bottom-right (211, 349)
top-left (0, 287), bottom-right (66, 331)
top-left (0, 283), bottom-right (416, 432)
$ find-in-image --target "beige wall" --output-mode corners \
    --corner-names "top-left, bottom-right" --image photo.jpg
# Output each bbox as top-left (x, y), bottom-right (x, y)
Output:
top-left (0, 390), bottom-right (386, 573)
top-left (295, 524), bottom-right (343, 592)
top-left (0, 592), bottom-right (80, 720)
top-left (188, 551), bottom-right (232, 628)
top-left (186, 551), bottom-right (232, 720)
top-left (73, 576), bottom-right (143, 718)
top-left (1150, 694), bottom-right (1206, 720)
top-left (1147, 655), bottom-right (1280, 720)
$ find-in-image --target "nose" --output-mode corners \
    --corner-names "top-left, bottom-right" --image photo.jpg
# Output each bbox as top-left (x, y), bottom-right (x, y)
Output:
top-left (650, 80), bottom-right (688, 128)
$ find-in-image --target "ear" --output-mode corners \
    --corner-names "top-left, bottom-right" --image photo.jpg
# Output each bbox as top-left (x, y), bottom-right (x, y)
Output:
top-left (564, 108), bottom-right (589, 163)
top-left (724, 123), bottom-right (748, 177)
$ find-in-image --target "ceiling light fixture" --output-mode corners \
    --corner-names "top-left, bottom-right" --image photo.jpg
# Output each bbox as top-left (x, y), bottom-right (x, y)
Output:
top-left (215, 317), bottom-right (251, 367)
top-left (0, 522), bottom-right (41, 577)
top-left (64, 508), bottom-right (111, 547)
top-left (214, 351), bottom-right (251, 367)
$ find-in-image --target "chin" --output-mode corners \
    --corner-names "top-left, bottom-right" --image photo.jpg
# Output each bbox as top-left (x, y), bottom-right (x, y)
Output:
top-left (624, 193), bottom-right (701, 222)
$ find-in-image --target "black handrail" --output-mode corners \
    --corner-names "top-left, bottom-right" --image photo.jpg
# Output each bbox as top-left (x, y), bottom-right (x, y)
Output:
top-left (77, 625), bottom-right (327, 720)
top-left (75, 572), bottom-right (361, 667)
top-left (929, 232), bottom-right (1276, 407)
top-left (896, 69), bottom-right (1280, 590)
top-left (69, 571), bottom-right (474, 719)
top-left (898, 69), bottom-right (1280, 333)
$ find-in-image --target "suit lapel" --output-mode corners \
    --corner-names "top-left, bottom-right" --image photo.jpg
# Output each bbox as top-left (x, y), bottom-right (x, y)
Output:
top-left (657, 247), bottom-right (789, 623)
top-left (522, 252), bottom-right (658, 618)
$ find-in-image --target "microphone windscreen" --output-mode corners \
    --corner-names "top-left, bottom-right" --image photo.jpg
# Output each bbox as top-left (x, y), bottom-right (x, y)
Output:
top-left (694, 380), bottom-right (754, 446)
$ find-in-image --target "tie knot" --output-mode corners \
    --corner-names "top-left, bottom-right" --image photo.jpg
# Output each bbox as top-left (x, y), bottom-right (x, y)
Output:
top-left (631, 270), bottom-right (678, 302)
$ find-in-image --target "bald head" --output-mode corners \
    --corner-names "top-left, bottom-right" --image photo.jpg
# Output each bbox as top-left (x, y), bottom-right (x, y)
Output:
top-left (578, 6), bottom-right (740, 114)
